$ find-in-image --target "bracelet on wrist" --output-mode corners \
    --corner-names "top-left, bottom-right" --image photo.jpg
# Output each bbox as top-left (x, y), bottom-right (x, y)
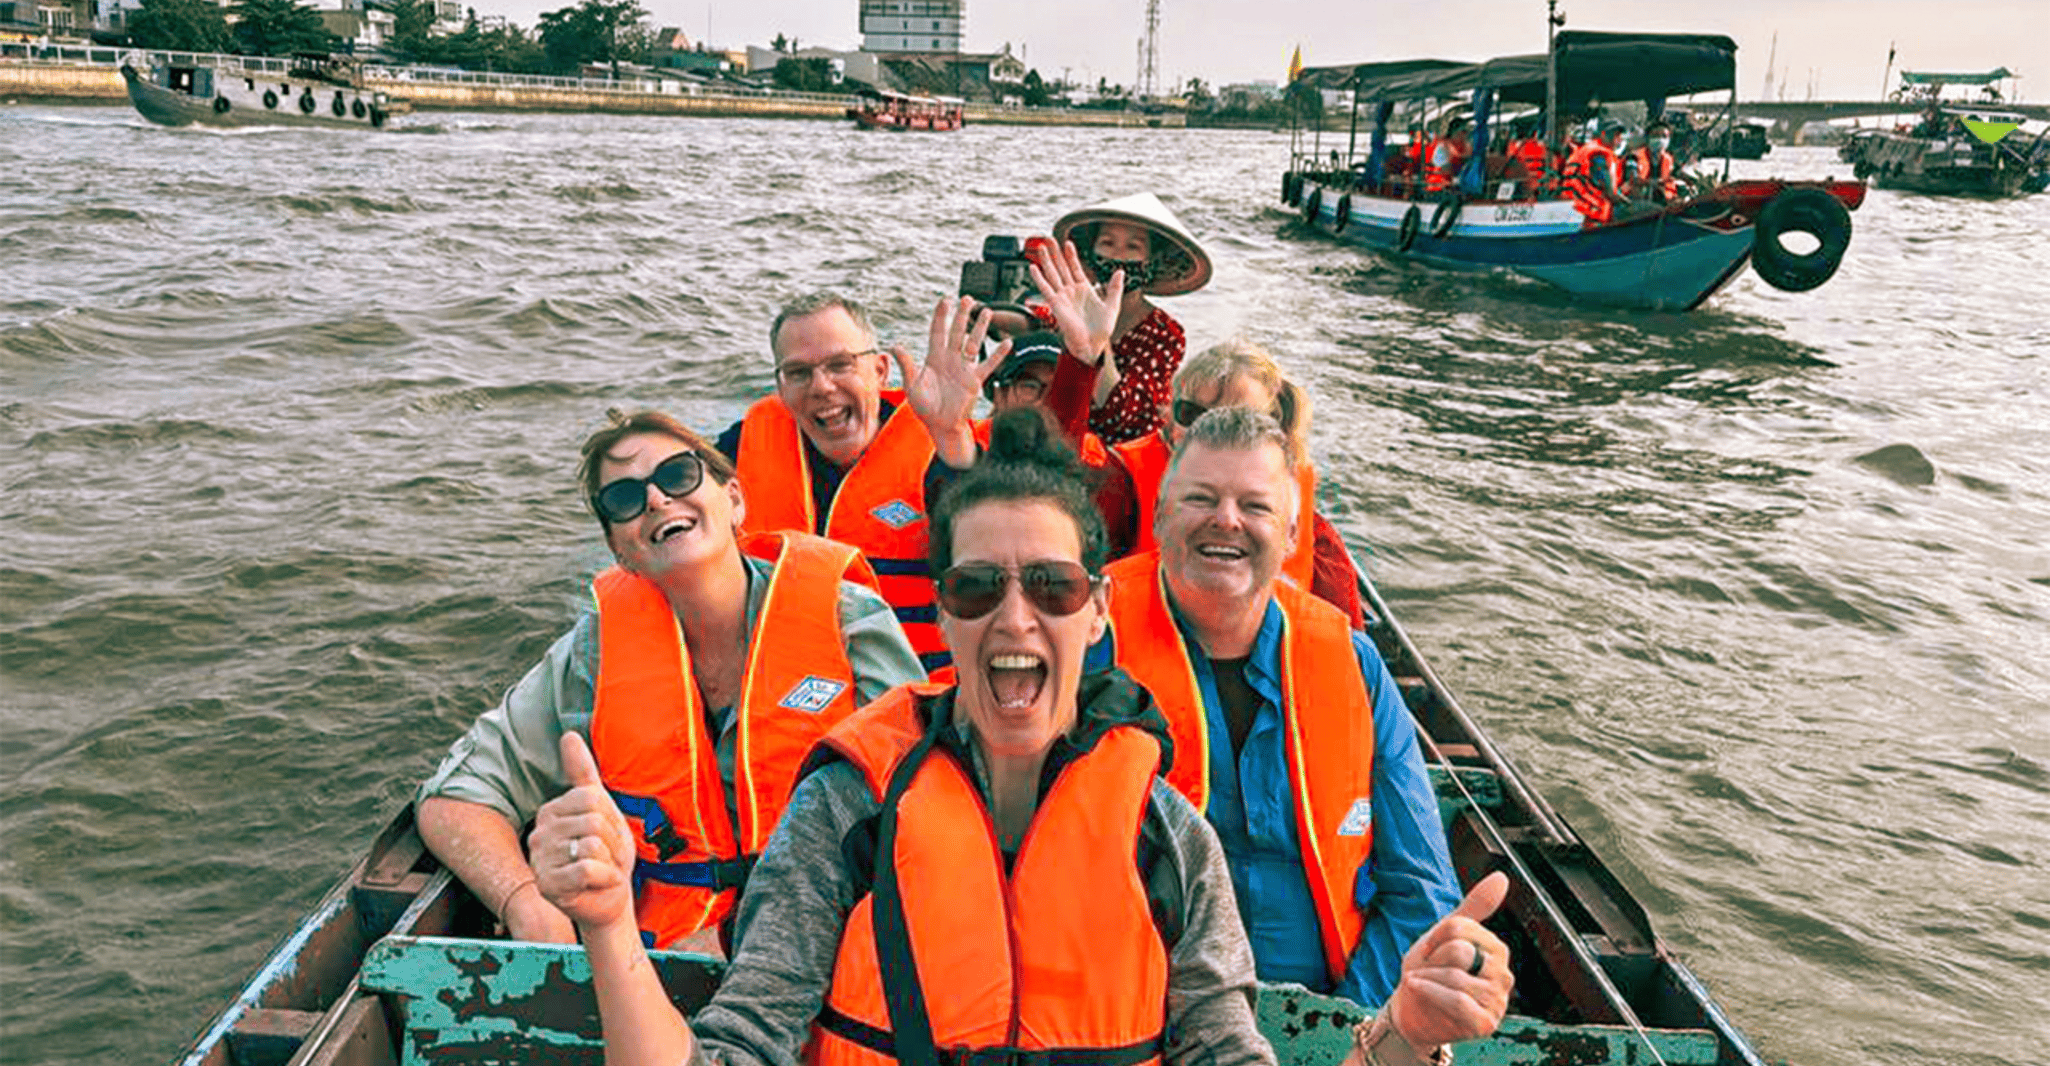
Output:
top-left (495, 876), bottom-right (539, 918)
top-left (1352, 1013), bottom-right (1452, 1066)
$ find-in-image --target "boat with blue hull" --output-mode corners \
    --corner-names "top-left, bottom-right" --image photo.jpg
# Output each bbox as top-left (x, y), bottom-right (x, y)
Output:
top-left (174, 561), bottom-right (1775, 1066)
top-left (1283, 30), bottom-right (1865, 310)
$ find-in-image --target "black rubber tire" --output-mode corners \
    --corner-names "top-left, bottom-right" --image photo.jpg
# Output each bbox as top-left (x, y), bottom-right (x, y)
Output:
top-left (263, 90), bottom-right (278, 110)
top-left (1751, 187), bottom-right (1853, 293)
top-left (212, 96), bottom-right (230, 114)
top-left (1429, 198), bottom-right (1462, 239)
top-left (1333, 193), bottom-right (1352, 233)
top-left (298, 90), bottom-right (316, 114)
top-left (369, 106), bottom-right (387, 129)
top-left (352, 99), bottom-right (366, 120)
top-left (1281, 172), bottom-right (1296, 206)
top-left (1852, 160), bottom-right (1872, 181)
top-left (1303, 187), bottom-right (1322, 224)
top-left (1396, 205), bottom-right (1421, 251)
top-left (331, 92), bottom-right (347, 117)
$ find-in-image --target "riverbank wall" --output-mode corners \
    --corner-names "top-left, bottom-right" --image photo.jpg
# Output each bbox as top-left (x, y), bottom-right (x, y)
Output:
top-left (0, 51), bottom-right (1183, 127)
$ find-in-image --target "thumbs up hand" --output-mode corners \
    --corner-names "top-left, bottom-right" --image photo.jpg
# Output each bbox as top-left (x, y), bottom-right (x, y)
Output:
top-left (1383, 871), bottom-right (1516, 1049)
top-left (529, 731), bottom-right (637, 931)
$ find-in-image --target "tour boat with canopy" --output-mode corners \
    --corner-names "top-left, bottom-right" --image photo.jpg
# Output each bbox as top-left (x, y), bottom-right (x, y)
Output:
top-left (848, 88), bottom-right (965, 131)
top-left (1281, 30), bottom-right (1866, 310)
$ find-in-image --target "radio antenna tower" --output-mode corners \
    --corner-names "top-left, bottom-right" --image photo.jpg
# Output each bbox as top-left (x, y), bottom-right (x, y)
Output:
top-left (1138, 0), bottom-right (1161, 100)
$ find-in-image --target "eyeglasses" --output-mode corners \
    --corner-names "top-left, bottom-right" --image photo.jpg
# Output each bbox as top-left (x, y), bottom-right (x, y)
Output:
top-left (775, 351), bottom-right (878, 389)
top-left (937, 561), bottom-right (1100, 620)
top-left (593, 451), bottom-right (706, 525)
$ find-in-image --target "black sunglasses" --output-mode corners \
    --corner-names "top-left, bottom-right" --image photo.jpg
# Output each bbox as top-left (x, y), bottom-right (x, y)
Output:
top-left (937, 561), bottom-right (1100, 620)
top-left (594, 451), bottom-right (706, 525)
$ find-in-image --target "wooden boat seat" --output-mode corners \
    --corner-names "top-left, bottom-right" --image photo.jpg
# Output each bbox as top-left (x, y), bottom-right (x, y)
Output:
top-left (358, 936), bottom-right (1727, 1066)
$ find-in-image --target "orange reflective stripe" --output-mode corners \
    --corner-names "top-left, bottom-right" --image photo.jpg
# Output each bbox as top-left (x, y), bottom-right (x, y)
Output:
top-left (1103, 559), bottom-right (1375, 984)
top-left (811, 686), bottom-right (1166, 1066)
top-left (589, 531), bottom-right (868, 947)
top-left (736, 393), bottom-right (944, 664)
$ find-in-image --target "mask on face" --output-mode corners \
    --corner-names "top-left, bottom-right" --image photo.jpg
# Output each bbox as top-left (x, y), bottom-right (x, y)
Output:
top-left (1081, 249), bottom-right (1158, 289)
top-left (1651, 138), bottom-right (1670, 153)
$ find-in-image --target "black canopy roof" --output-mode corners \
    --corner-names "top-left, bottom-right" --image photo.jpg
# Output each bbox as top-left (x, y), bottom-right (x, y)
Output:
top-left (1294, 30), bottom-right (1737, 112)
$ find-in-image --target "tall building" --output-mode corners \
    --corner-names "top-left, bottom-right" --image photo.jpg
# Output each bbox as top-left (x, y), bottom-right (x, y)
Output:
top-left (860, 0), bottom-right (963, 54)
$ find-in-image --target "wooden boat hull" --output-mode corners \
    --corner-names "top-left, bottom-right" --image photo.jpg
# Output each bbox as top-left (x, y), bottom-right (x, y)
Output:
top-left (121, 60), bottom-right (401, 130)
top-left (1288, 175), bottom-right (1863, 311)
top-left (175, 570), bottom-right (1774, 1065)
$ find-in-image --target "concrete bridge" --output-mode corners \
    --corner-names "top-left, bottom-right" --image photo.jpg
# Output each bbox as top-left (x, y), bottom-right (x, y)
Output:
top-left (1728, 99), bottom-right (2050, 126)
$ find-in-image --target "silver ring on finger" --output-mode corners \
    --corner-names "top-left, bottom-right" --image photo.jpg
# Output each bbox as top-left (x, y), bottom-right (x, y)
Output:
top-left (1465, 942), bottom-right (1487, 977)
top-left (567, 837), bottom-right (580, 862)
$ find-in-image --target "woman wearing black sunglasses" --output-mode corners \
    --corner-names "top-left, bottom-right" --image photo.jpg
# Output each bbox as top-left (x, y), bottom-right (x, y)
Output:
top-left (526, 407), bottom-right (1513, 1066)
top-left (416, 410), bottom-right (925, 954)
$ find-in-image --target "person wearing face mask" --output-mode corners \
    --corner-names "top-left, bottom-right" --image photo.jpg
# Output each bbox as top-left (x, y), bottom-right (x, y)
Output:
top-left (415, 411), bottom-right (926, 953)
top-left (992, 193), bottom-right (1213, 447)
top-left (1625, 121), bottom-right (1679, 203)
top-left (1095, 406), bottom-right (1462, 1009)
top-left (526, 405), bottom-right (1516, 1066)
top-left (1559, 116), bottom-right (1626, 225)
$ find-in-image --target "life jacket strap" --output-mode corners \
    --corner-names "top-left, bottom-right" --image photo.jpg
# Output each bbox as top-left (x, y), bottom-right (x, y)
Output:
top-left (816, 1007), bottom-right (1163, 1066)
top-left (632, 853), bottom-right (759, 892)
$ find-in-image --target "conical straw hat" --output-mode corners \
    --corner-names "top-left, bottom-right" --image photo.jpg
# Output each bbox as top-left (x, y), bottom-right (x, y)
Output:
top-left (1052, 192), bottom-right (1213, 297)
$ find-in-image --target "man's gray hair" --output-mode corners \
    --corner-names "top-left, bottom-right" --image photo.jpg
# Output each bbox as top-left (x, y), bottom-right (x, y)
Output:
top-left (1160, 406), bottom-right (1302, 520)
top-left (769, 292), bottom-right (876, 358)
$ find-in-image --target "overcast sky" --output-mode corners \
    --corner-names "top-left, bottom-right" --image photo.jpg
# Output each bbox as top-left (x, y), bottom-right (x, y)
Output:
top-left (492, 0), bottom-right (2044, 103)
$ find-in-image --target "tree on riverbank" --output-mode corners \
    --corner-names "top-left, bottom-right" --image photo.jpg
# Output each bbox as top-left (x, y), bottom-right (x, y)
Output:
top-left (125, 0), bottom-right (231, 52)
top-left (537, 0), bottom-right (649, 77)
top-left (230, 0), bottom-right (331, 56)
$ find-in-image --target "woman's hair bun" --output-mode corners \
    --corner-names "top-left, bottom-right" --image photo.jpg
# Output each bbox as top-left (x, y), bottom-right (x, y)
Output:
top-left (984, 406), bottom-right (1084, 477)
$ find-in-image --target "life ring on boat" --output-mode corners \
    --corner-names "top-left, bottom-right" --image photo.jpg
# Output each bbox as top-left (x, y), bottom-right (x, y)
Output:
top-left (1751, 186), bottom-right (1853, 293)
top-left (331, 92), bottom-right (347, 117)
top-left (1302, 187), bottom-right (1323, 224)
top-left (369, 106), bottom-right (387, 129)
top-left (263, 90), bottom-right (278, 110)
top-left (353, 99), bottom-right (367, 120)
top-left (1396, 205), bottom-right (1421, 251)
top-left (298, 90), bottom-right (317, 114)
top-left (1429, 197), bottom-right (1461, 239)
top-left (1333, 193), bottom-right (1353, 232)
top-left (212, 96), bottom-right (230, 114)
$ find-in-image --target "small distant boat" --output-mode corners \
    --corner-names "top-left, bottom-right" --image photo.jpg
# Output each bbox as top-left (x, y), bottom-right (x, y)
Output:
top-left (1839, 69), bottom-right (2048, 197)
top-left (1697, 117), bottom-right (1772, 161)
top-left (848, 88), bottom-right (964, 131)
top-left (1283, 30), bottom-right (1865, 310)
top-left (119, 51), bottom-right (407, 130)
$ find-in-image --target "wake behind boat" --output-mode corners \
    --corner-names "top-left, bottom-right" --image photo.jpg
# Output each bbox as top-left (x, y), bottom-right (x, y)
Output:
top-left (173, 562), bottom-right (1770, 1066)
top-left (1283, 31), bottom-right (1865, 311)
top-left (120, 51), bottom-right (406, 130)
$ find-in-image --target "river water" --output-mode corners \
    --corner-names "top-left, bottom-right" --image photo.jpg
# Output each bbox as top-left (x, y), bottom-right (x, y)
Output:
top-left (2, 105), bottom-right (2046, 1064)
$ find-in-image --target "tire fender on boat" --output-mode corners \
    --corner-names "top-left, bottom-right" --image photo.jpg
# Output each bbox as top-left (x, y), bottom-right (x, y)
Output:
top-left (353, 99), bottom-right (368, 120)
top-left (1396, 205), bottom-right (1421, 251)
top-left (212, 96), bottom-right (230, 114)
top-left (263, 89), bottom-right (278, 109)
top-left (1303, 187), bottom-right (1323, 225)
top-left (1429, 197), bottom-right (1461, 239)
top-left (1281, 172), bottom-right (1298, 206)
top-left (1333, 193), bottom-right (1352, 233)
top-left (331, 92), bottom-right (347, 117)
top-left (298, 90), bottom-right (317, 114)
top-left (369, 106), bottom-right (387, 129)
top-left (1751, 187), bottom-right (1853, 293)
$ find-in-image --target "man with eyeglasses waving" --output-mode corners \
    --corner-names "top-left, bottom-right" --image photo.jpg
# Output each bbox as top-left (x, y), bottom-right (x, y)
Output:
top-left (1093, 406), bottom-right (1463, 1018)
top-left (716, 293), bottom-right (1011, 674)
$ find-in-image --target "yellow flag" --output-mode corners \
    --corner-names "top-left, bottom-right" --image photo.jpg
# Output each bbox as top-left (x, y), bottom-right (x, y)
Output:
top-left (1288, 44), bottom-right (1303, 84)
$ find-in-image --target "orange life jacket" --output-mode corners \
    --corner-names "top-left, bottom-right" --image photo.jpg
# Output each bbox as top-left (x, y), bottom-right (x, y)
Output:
top-left (1627, 146), bottom-right (1677, 201)
top-left (1423, 137), bottom-right (1456, 193)
top-left (1511, 139), bottom-right (1550, 195)
top-left (1561, 141), bottom-right (1617, 225)
top-left (808, 684), bottom-right (1168, 1066)
top-left (588, 531), bottom-right (878, 948)
top-left (735, 391), bottom-right (945, 671)
top-left (1115, 431), bottom-right (1319, 592)
top-left (1101, 554), bottom-right (1375, 984)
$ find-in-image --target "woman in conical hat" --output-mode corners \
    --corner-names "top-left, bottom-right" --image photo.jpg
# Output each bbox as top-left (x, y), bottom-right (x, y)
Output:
top-left (998, 193), bottom-right (1212, 448)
